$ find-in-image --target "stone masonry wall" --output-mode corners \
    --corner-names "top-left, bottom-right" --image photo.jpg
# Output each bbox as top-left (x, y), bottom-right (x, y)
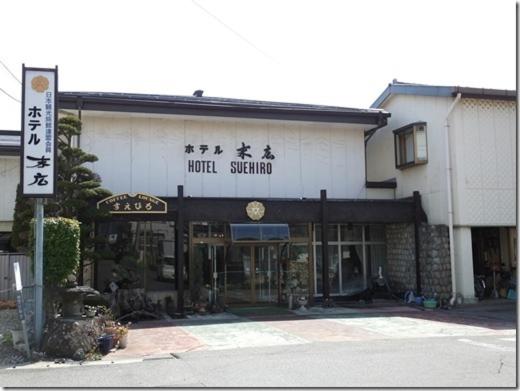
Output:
top-left (419, 224), bottom-right (452, 299)
top-left (385, 223), bottom-right (452, 299)
top-left (385, 224), bottom-right (417, 293)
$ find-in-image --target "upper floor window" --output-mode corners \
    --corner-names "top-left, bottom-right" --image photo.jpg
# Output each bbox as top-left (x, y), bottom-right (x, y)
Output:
top-left (393, 122), bottom-right (428, 169)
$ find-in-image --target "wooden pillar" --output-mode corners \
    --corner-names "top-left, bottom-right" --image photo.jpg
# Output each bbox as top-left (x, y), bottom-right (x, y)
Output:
top-left (320, 189), bottom-right (331, 303)
top-left (175, 185), bottom-right (185, 316)
top-left (413, 190), bottom-right (422, 295)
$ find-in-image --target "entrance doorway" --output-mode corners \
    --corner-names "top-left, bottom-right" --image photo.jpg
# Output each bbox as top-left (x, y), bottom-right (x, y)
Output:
top-left (190, 243), bottom-right (225, 306)
top-left (226, 244), bottom-right (280, 304)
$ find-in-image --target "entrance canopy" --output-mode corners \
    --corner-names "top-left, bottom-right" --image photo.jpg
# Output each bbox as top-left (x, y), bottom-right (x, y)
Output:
top-left (230, 224), bottom-right (290, 242)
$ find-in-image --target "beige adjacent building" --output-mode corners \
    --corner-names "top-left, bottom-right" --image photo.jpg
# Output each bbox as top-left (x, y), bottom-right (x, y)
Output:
top-left (367, 80), bottom-right (517, 302)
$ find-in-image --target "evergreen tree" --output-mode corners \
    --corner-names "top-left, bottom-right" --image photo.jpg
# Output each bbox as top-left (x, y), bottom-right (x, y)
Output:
top-left (47, 115), bottom-right (112, 283)
top-left (11, 115), bottom-right (111, 282)
top-left (10, 183), bottom-right (34, 252)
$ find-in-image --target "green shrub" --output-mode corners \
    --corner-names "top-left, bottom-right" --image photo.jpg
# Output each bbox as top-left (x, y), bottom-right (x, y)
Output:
top-left (30, 217), bottom-right (81, 286)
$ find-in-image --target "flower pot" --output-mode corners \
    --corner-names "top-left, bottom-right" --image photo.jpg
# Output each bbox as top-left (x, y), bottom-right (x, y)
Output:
top-left (118, 334), bottom-right (128, 349)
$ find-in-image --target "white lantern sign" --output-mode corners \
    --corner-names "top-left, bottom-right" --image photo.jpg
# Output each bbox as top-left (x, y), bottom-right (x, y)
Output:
top-left (21, 66), bottom-right (57, 197)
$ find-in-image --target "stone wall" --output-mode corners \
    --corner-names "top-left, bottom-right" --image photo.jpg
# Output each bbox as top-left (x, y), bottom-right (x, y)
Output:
top-left (385, 224), bottom-right (417, 293)
top-left (385, 223), bottom-right (452, 299)
top-left (419, 224), bottom-right (452, 298)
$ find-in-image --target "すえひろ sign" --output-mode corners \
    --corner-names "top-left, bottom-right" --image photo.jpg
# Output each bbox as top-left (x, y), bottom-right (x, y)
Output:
top-left (97, 193), bottom-right (167, 214)
top-left (21, 66), bottom-right (58, 197)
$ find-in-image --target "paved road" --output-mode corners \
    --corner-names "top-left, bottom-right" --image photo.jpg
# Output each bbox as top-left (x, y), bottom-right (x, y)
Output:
top-left (0, 302), bottom-right (516, 387)
top-left (0, 334), bottom-right (516, 387)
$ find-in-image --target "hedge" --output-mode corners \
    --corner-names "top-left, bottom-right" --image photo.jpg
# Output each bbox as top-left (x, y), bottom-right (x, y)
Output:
top-left (30, 217), bottom-right (81, 286)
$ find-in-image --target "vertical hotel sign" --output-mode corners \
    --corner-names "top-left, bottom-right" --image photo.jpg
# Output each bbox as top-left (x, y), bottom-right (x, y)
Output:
top-left (21, 66), bottom-right (57, 197)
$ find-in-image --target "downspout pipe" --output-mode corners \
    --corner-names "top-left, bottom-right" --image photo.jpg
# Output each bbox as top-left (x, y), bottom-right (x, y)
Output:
top-left (445, 93), bottom-right (462, 302)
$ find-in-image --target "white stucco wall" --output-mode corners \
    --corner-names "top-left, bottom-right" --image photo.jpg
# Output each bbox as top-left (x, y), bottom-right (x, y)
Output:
top-left (0, 156), bottom-right (19, 231)
top-left (79, 112), bottom-right (369, 199)
top-left (366, 94), bottom-right (454, 224)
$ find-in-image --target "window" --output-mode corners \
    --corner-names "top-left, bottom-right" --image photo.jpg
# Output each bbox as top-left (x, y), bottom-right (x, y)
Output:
top-left (313, 224), bottom-right (386, 296)
top-left (230, 224), bottom-right (290, 242)
top-left (393, 122), bottom-right (428, 169)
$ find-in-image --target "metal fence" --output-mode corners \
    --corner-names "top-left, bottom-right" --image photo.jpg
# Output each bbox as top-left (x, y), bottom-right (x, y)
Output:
top-left (0, 253), bottom-right (34, 301)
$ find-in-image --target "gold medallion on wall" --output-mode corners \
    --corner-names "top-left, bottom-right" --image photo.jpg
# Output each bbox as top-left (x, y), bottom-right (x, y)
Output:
top-left (246, 201), bottom-right (265, 221)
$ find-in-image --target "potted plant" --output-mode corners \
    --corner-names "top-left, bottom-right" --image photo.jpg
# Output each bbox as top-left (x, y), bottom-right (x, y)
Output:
top-left (104, 320), bottom-right (117, 345)
top-left (116, 324), bottom-right (129, 349)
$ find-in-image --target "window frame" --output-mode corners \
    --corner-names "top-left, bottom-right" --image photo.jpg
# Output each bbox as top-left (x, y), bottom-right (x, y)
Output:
top-left (393, 122), bottom-right (428, 169)
top-left (312, 224), bottom-right (386, 296)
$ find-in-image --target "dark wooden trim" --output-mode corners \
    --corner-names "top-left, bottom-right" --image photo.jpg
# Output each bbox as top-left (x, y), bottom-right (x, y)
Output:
top-left (0, 130), bottom-right (20, 136)
top-left (413, 191), bottom-right (422, 295)
top-left (176, 197), bottom-right (416, 223)
top-left (19, 64), bottom-right (25, 198)
top-left (366, 180), bottom-right (397, 189)
top-left (58, 95), bottom-right (389, 126)
top-left (392, 121), bottom-right (427, 135)
top-left (320, 190), bottom-right (330, 301)
top-left (92, 196), bottom-right (419, 225)
top-left (452, 87), bottom-right (517, 101)
top-left (175, 185), bottom-right (185, 316)
top-left (0, 146), bottom-right (20, 156)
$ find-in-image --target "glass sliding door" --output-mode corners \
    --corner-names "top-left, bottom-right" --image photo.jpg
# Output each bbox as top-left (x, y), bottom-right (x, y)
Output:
top-left (227, 246), bottom-right (253, 303)
top-left (190, 243), bottom-right (225, 305)
top-left (254, 245), bottom-right (278, 303)
top-left (225, 244), bottom-right (281, 304)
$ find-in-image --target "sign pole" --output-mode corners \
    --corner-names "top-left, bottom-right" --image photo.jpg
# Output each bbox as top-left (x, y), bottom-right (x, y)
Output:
top-left (34, 198), bottom-right (44, 348)
top-left (21, 65), bottom-right (58, 350)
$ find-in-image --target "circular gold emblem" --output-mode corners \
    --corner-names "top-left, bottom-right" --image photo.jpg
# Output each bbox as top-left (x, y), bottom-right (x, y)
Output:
top-left (246, 201), bottom-right (265, 221)
top-left (31, 75), bottom-right (49, 93)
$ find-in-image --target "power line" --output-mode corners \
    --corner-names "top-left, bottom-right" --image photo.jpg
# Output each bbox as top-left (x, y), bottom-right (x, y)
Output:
top-left (191, 0), bottom-right (276, 62)
top-left (0, 87), bottom-right (21, 103)
top-left (0, 59), bottom-right (21, 84)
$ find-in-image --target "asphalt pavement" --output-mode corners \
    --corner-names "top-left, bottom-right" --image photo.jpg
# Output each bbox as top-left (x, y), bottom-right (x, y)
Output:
top-left (0, 334), bottom-right (516, 387)
top-left (0, 301), bottom-right (516, 387)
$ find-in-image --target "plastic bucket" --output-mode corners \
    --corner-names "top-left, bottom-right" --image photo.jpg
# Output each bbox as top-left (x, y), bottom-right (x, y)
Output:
top-left (98, 335), bottom-right (113, 355)
top-left (423, 299), bottom-right (437, 309)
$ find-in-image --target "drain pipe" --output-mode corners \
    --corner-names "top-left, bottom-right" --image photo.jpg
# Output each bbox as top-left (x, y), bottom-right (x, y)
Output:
top-left (445, 93), bottom-right (462, 304)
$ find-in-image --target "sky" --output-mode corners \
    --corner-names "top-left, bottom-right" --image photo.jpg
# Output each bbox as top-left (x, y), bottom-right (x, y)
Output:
top-left (0, 0), bottom-right (516, 130)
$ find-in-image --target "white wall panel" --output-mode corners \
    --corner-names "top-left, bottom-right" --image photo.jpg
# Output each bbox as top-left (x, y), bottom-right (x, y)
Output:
top-left (452, 99), bottom-right (516, 226)
top-left (268, 122), bottom-right (290, 198)
top-left (80, 114), bottom-right (367, 200)
top-left (0, 157), bottom-right (19, 224)
top-left (130, 118), bottom-right (151, 194)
